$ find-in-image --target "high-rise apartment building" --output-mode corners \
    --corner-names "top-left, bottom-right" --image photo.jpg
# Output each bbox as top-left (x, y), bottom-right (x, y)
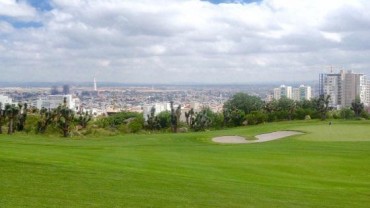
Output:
top-left (366, 80), bottom-right (370, 106)
top-left (319, 72), bottom-right (342, 107)
top-left (319, 70), bottom-right (367, 108)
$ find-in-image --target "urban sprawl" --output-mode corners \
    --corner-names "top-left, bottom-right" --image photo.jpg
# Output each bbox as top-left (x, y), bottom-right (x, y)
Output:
top-left (1, 70), bottom-right (369, 121)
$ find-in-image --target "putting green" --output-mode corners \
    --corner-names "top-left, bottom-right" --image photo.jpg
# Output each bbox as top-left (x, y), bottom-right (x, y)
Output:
top-left (292, 123), bottom-right (370, 141)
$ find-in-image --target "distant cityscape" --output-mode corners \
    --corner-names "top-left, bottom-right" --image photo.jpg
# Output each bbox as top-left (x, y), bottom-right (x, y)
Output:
top-left (0, 69), bottom-right (369, 120)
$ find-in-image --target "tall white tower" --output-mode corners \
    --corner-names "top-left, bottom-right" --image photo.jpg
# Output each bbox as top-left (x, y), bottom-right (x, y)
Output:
top-left (93, 77), bottom-right (97, 91)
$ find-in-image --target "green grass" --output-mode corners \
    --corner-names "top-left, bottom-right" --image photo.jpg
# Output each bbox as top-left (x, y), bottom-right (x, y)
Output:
top-left (1, 120), bottom-right (370, 207)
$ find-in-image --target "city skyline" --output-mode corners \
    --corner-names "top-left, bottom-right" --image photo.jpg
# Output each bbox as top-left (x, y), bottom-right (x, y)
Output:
top-left (1, 0), bottom-right (370, 84)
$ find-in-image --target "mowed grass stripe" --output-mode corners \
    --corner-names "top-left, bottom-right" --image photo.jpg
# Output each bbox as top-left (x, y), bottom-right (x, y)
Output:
top-left (1, 120), bottom-right (370, 207)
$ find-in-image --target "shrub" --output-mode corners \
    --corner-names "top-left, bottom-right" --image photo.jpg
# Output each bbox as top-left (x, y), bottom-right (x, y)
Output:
top-left (128, 118), bottom-right (144, 133)
top-left (245, 111), bottom-right (267, 125)
top-left (340, 108), bottom-right (355, 120)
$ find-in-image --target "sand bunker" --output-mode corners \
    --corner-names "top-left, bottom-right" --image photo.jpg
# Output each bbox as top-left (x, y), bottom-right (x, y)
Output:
top-left (212, 136), bottom-right (248, 144)
top-left (212, 131), bottom-right (303, 144)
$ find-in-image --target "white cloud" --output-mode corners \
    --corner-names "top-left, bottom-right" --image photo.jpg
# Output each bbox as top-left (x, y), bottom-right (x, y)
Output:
top-left (1, 0), bottom-right (370, 83)
top-left (0, 0), bottom-right (37, 19)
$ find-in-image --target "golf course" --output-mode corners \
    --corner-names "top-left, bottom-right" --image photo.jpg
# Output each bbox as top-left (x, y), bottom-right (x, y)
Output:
top-left (1, 120), bottom-right (369, 207)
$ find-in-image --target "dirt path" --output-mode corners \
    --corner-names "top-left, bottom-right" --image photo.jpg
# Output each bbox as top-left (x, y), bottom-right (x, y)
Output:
top-left (212, 131), bottom-right (303, 144)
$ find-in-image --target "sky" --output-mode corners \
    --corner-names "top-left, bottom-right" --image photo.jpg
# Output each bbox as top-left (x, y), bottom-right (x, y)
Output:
top-left (1, 0), bottom-right (370, 84)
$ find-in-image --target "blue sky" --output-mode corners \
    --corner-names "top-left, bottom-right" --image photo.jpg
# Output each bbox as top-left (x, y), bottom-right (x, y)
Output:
top-left (24, 0), bottom-right (52, 11)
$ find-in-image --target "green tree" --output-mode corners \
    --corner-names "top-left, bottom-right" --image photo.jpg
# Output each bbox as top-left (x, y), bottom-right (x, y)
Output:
top-left (351, 96), bottom-right (364, 118)
top-left (245, 111), bottom-right (268, 125)
top-left (340, 108), bottom-right (355, 120)
top-left (263, 99), bottom-right (278, 122)
top-left (295, 99), bottom-right (317, 119)
top-left (315, 95), bottom-right (331, 120)
top-left (224, 93), bottom-right (263, 115)
top-left (210, 112), bottom-right (224, 129)
top-left (106, 111), bottom-right (143, 127)
top-left (276, 97), bottom-right (296, 120)
top-left (157, 111), bottom-right (171, 129)
top-left (223, 108), bottom-right (245, 127)
top-left (128, 117), bottom-right (144, 133)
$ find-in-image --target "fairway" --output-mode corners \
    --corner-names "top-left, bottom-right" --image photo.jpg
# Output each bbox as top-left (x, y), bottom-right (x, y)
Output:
top-left (1, 120), bottom-right (370, 207)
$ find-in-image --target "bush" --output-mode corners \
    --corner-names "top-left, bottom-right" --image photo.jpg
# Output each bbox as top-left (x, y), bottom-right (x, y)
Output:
top-left (106, 111), bottom-right (143, 127)
top-left (360, 111), bottom-right (369, 119)
top-left (245, 111), bottom-right (267, 125)
top-left (94, 117), bottom-right (109, 128)
top-left (24, 114), bottom-right (39, 134)
top-left (224, 109), bottom-right (245, 127)
top-left (340, 108), bottom-right (355, 120)
top-left (128, 118), bottom-right (144, 133)
top-left (210, 112), bottom-right (224, 129)
top-left (331, 110), bottom-right (341, 119)
top-left (157, 111), bottom-right (171, 129)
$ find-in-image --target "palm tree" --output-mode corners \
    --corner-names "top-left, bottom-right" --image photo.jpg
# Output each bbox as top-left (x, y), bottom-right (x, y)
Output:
top-left (146, 106), bottom-right (158, 130)
top-left (351, 96), bottom-right (364, 118)
top-left (16, 103), bottom-right (28, 131)
top-left (58, 97), bottom-right (74, 137)
top-left (170, 101), bottom-right (177, 133)
top-left (175, 105), bottom-right (181, 125)
top-left (78, 111), bottom-right (92, 129)
top-left (37, 107), bottom-right (56, 134)
top-left (316, 95), bottom-right (331, 120)
top-left (5, 104), bottom-right (19, 135)
top-left (0, 102), bottom-right (4, 134)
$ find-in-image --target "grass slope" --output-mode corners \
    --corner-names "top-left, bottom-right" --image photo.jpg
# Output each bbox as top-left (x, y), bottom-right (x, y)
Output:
top-left (1, 120), bottom-right (370, 207)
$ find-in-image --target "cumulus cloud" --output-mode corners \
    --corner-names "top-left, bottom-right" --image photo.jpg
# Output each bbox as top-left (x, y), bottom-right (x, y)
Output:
top-left (1, 0), bottom-right (370, 83)
top-left (0, 0), bottom-right (37, 19)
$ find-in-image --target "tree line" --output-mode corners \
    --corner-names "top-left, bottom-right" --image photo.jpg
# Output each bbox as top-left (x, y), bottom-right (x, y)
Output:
top-left (0, 98), bottom-right (91, 137)
top-left (137, 92), bottom-right (368, 132)
top-left (0, 93), bottom-right (368, 137)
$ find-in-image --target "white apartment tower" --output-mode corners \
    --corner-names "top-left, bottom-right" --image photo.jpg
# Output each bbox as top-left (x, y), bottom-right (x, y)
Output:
top-left (366, 80), bottom-right (370, 106)
top-left (273, 85), bottom-right (311, 101)
top-left (319, 70), bottom-right (368, 108)
top-left (292, 85), bottom-right (312, 101)
top-left (273, 85), bottom-right (292, 100)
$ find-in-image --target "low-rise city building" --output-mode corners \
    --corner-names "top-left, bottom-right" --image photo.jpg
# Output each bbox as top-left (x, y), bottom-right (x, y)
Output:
top-left (32, 95), bottom-right (80, 111)
top-left (0, 94), bottom-right (13, 109)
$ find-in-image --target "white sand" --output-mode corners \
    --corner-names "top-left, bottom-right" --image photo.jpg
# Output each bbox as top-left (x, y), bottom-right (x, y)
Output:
top-left (212, 136), bottom-right (248, 144)
top-left (254, 131), bottom-right (303, 142)
top-left (212, 131), bottom-right (303, 144)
